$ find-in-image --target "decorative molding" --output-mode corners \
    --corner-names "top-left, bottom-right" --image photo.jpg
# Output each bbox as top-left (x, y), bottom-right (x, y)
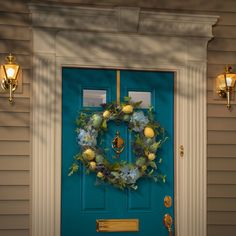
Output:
top-left (30, 3), bottom-right (218, 236)
top-left (29, 3), bottom-right (217, 37)
top-left (118, 7), bottom-right (140, 32)
top-left (32, 53), bottom-right (56, 236)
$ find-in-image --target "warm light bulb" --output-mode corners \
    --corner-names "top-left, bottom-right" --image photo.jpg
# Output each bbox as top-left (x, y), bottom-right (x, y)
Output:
top-left (226, 77), bottom-right (232, 87)
top-left (6, 68), bottom-right (15, 79)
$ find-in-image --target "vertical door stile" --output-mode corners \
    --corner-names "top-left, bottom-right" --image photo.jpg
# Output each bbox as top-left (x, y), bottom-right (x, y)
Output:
top-left (116, 70), bottom-right (121, 105)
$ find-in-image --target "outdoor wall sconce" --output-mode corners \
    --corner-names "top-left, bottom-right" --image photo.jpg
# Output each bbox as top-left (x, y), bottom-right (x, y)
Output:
top-left (0, 53), bottom-right (20, 103)
top-left (216, 65), bottom-right (236, 110)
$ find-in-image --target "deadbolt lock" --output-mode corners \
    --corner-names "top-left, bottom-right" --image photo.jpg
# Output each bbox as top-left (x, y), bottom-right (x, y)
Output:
top-left (164, 196), bottom-right (172, 208)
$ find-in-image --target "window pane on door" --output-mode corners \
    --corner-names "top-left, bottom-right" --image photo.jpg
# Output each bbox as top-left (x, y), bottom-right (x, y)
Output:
top-left (128, 91), bottom-right (151, 108)
top-left (83, 89), bottom-right (106, 107)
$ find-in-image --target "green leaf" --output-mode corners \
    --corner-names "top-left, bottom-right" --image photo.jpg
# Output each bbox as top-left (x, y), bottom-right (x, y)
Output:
top-left (148, 169), bottom-right (154, 176)
top-left (101, 120), bottom-right (107, 129)
top-left (124, 96), bottom-right (131, 102)
top-left (68, 163), bottom-right (79, 176)
top-left (162, 175), bottom-right (166, 183)
top-left (149, 161), bottom-right (157, 169)
top-left (133, 101), bottom-right (142, 108)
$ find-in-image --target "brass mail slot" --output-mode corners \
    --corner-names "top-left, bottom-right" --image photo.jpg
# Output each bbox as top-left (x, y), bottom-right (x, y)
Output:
top-left (96, 219), bottom-right (139, 232)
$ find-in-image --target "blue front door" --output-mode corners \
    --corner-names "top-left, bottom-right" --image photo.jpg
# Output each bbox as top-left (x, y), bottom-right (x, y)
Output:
top-left (61, 68), bottom-right (174, 236)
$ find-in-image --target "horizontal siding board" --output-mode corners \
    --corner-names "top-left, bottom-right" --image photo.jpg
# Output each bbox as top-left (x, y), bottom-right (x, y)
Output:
top-left (208, 131), bottom-right (236, 144)
top-left (208, 117), bottom-right (236, 131)
top-left (0, 127), bottom-right (29, 141)
top-left (208, 198), bottom-right (236, 211)
top-left (208, 171), bottom-right (236, 184)
top-left (0, 186), bottom-right (29, 200)
top-left (0, 215), bottom-right (29, 229)
top-left (0, 156), bottom-right (29, 170)
top-left (0, 201), bottom-right (29, 214)
top-left (208, 225), bottom-right (236, 236)
top-left (0, 229), bottom-right (29, 236)
top-left (44, 0), bottom-right (236, 12)
top-left (207, 76), bottom-right (214, 90)
top-left (0, 171), bottom-right (29, 185)
top-left (0, 25), bottom-right (30, 41)
top-left (0, 141), bottom-right (29, 155)
top-left (208, 38), bottom-right (236, 52)
top-left (0, 13), bottom-right (30, 26)
top-left (0, 40), bottom-right (31, 54)
top-left (208, 158), bottom-right (236, 171)
top-left (208, 212), bottom-right (236, 225)
top-left (0, 84), bottom-right (30, 98)
top-left (208, 184), bottom-right (236, 198)
top-left (208, 144), bottom-right (236, 157)
top-left (213, 25), bottom-right (236, 39)
top-left (208, 104), bottom-right (236, 117)
top-left (22, 69), bottom-right (31, 84)
top-left (208, 51), bottom-right (236, 64)
top-left (0, 0), bottom-right (29, 13)
top-left (0, 112), bottom-right (29, 127)
top-left (0, 98), bottom-right (30, 112)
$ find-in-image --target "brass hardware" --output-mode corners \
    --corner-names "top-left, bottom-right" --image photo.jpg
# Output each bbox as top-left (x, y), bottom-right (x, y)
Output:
top-left (116, 70), bottom-right (120, 105)
top-left (112, 131), bottom-right (125, 158)
top-left (164, 195), bottom-right (172, 208)
top-left (216, 65), bottom-right (236, 111)
top-left (163, 214), bottom-right (173, 236)
top-left (179, 145), bottom-right (184, 158)
top-left (96, 219), bottom-right (139, 232)
top-left (0, 53), bottom-right (20, 103)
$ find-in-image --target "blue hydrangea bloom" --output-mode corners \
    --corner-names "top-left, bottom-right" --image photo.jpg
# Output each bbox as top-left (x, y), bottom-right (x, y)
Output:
top-left (130, 111), bottom-right (149, 132)
top-left (77, 128), bottom-right (98, 147)
top-left (120, 166), bottom-right (140, 184)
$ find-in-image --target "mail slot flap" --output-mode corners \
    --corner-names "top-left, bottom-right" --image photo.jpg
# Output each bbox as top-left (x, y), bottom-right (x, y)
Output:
top-left (96, 219), bottom-right (139, 232)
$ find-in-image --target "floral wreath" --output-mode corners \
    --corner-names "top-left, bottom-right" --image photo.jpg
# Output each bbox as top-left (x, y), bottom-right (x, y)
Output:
top-left (69, 97), bottom-right (167, 190)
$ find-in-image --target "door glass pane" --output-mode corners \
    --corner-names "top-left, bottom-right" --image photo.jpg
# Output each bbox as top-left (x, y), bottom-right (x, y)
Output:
top-left (128, 91), bottom-right (151, 108)
top-left (83, 89), bottom-right (106, 107)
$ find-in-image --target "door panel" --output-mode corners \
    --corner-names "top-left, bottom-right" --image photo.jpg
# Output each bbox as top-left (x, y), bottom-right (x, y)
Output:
top-left (61, 68), bottom-right (174, 236)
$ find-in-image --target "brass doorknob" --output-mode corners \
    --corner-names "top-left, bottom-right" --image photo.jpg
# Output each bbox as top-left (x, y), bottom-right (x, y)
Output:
top-left (163, 214), bottom-right (173, 236)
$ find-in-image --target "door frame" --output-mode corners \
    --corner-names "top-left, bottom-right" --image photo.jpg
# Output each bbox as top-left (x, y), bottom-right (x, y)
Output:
top-left (30, 4), bottom-right (218, 236)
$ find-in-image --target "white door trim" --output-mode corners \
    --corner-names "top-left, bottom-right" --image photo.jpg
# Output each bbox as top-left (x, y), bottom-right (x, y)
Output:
top-left (29, 4), bottom-right (218, 236)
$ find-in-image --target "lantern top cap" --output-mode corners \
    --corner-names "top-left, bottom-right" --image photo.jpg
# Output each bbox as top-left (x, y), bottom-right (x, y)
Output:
top-left (224, 65), bottom-right (235, 74)
top-left (5, 53), bottom-right (16, 64)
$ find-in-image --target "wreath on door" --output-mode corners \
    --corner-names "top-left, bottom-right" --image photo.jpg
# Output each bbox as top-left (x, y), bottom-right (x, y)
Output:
top-left (69, 97), bottom-right (167, 190)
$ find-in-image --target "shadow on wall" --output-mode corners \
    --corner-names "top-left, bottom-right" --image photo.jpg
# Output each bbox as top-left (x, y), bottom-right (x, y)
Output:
top-left (0, 1), bottom-right (214, 142)
top-left (0, 1), bottom-right (31, 128)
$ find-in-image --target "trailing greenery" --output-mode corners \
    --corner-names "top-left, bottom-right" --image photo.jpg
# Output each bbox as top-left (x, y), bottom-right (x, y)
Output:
top-left (69, 97), bottom-right (167, 190)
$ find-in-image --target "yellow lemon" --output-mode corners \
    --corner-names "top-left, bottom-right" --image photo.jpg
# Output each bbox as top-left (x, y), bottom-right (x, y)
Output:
top-left (122, 105), bottom-right (133, 114)
top-left (141, 165), bottom-right (147, 172)
top-left (89, 161), bottom-right (96, 170)
top-left (97, 171), bottom-right (104, 178)
top-left (83, 149), bottom-right (95, 161)
top-left (103, 110), bottom-right (111, 119)
top-left (148, 153), bottom-right (156, 161)
top-left (144, 127), bottom-right (155, 138)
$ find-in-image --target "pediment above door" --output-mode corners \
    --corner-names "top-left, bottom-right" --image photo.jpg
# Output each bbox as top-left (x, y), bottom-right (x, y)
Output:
top-left (29, 3), bottom-right (218, 236)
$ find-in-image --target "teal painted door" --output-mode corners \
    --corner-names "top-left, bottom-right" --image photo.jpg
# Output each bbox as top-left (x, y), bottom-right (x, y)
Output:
top-left (62, 68), bottom-right (174, 236)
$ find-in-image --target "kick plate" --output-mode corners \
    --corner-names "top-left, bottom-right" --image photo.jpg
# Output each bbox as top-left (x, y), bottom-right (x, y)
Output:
top-left (96, 219), bottom-right (139, 232)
